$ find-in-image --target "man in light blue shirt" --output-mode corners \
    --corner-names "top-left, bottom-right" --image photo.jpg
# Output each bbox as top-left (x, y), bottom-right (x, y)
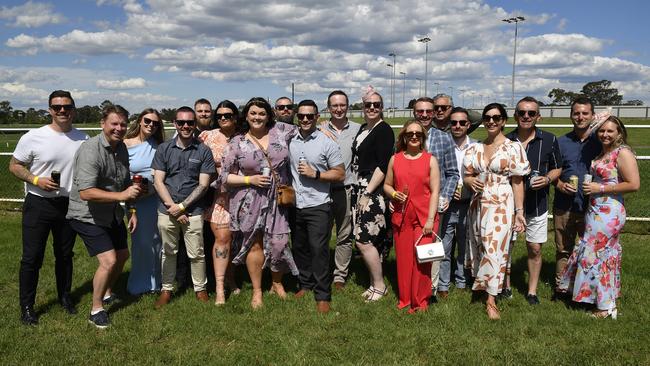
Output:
top-left (289, 99), bottom-right (344, 314)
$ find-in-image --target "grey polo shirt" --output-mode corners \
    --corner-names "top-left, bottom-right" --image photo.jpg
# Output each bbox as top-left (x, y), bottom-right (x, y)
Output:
top-left (151, 136), bottom-right (215, 215)
top-left (325, 119), bottom-right (361, 187)
top-left (289, 129), bottom-right (344, 209)
top-left (67, 133), bottom-right (131, 227)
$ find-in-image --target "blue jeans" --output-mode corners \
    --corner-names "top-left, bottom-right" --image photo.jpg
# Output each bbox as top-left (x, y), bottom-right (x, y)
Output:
top-left (438, 200), bottom-right (469, 291)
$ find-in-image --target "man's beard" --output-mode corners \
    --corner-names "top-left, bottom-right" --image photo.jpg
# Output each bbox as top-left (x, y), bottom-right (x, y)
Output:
top-left (276, 114), bottom-right (294, 124)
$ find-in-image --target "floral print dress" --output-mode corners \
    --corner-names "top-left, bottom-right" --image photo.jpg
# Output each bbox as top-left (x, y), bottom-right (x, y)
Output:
top-left (199, 129), bottom-right (231, 229)
top-left (463, 139), bottom-right (530, 296)
top-left (558, 147), bottom-right (627, 311)
top-left (219, 123), bottom-right (299, 275)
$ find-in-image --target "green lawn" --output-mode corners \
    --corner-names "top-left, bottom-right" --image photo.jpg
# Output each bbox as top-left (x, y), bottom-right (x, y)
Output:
top-left (0, 210), bottom-right (648, 364)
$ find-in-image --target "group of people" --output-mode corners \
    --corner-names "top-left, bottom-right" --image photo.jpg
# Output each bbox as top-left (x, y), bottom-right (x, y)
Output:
top-left (11, 88), bottom-right (638, 328)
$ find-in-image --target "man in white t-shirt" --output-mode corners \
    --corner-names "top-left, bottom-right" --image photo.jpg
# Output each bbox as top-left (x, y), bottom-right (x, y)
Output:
top-left (9, 90), bottom-right (88, 326)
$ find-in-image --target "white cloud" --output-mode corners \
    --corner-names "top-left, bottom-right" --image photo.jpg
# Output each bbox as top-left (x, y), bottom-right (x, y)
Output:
top-left (96, 78), bottom-right (147, 89)
top-left (0, 1), bottom-right (65, 28)
top-left (0, 82), bottom-right (49, 100)
top-left (7, 30), bottom-right (141, 55)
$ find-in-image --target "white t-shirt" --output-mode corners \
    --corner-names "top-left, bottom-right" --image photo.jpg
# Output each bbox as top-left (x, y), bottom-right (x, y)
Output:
top-left (12, 125), bottom-right (88, 198)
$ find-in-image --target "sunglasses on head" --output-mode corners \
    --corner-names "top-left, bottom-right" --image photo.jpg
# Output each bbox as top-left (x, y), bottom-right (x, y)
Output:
top-left (451, 119), bottom-right (468, 126)
top-left (364, 101), bottom-right (382, 109)
top-left (276, 104), bottom-right (293, 111)
top-left (516, 110), bottom-right (538, 118)
top-left (405, 131), bottom-right (424, 139)
top-left (50, 104), bottom-right (75, 112)
top-left (143, 117), bottom-right (160, 126)
top-left (433, 105), bottom-right (451, 112)
top-left (482, 115), bottom-right (503, 122)
top-left (297, 113), bottom-right (316, 121)
top-left (415, 109), bottom-right (434, 115)
top-left (175, 119), bottom-right (196, 127)
top-left (216, 113), bottom-right (233, 120)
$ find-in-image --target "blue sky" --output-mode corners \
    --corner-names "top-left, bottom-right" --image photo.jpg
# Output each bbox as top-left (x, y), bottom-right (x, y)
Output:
top-left (1, 0), bottom-right (648, 113)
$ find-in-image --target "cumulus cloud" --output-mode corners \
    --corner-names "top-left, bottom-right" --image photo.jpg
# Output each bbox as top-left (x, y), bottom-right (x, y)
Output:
top-left (96, 78), bottom-right (147, 89)
top-left (0, 1), bottom-right (65, 28)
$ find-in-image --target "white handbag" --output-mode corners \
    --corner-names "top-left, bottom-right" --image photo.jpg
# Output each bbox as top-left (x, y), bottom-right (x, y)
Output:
top-left (415, 232), bottom-right (444, 263)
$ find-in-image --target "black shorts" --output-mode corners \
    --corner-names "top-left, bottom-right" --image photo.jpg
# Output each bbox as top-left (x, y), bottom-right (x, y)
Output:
top-left (70, 219), bottom-right (128, 256)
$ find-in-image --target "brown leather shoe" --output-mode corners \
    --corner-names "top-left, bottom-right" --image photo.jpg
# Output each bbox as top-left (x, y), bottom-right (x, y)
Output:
top-left (294, 289), bottom-right (310, 299)
top-left (438, 291), bottom-right (449, 299)
top-left (316, 301), bottom-right (331, 314)
top-left (333, 282), bottom-right (345, 291)
top-left (154, 290), bottom-right (172, 309)
top-left (195, 290), bottom-right (209, 303)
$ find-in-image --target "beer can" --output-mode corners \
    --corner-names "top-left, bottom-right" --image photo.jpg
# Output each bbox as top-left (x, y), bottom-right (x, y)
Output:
top-left (298, 157), bottom-right (306, 166)
top-left (455, 182), bottom-right (463, 195)
top-left (50, 170), bottom-right (61, 185)
top-left (438, 197), bottom-right (448, 213)
top-left (262, 167), bottom-right (271, 177)
top-left (569, 175), bottom-right (579, 190)
top-left (528, 170), bottom-right (540, 189)
top-left (132, 174), bottom-right (143, 185)
top-left (478, 172), bottom-right (486, 183)
top-left (584, 174), bottom-right (593, 183)
top-left (141, 177), bottom-right (149, 194)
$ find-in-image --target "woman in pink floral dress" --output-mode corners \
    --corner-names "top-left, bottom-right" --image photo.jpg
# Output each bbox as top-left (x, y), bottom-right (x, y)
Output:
top-left (558, 116), bottom-right (639, 319)
top-left (464, 103), bottom-right (529, 320)
top-left (199, 100), bottom-right (240, 305)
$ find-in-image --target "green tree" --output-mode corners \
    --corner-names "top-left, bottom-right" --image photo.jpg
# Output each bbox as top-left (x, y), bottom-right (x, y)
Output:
top-left (623, 99), bottom-right (644, 106)
top-left (0, 100), bottom-right (14, 124)
top-left (580, 80), bottom-right (622, 105)
top-left (75, 105), bottom-right (102, 124)
top-left (547, 88), bottom-right (580, 105)
top-left (160, 108), bottom-right (176, 122)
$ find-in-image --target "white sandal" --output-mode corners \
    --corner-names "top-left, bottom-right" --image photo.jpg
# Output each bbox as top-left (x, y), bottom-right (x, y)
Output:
top-left (365, 287), bottom-right (388, 303)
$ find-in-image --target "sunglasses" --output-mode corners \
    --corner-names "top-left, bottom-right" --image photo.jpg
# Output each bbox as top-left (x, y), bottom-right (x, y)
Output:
top-left (50, 104), bottom-right (75, 112)
top-left (364, 102), bottom-right (382, 109)
top-left (175, 119), bottom-right (196, 127)
top-left (482, 115), bottom-right (503, 122)
top-left (433, 105), bottom-right (451, 112)
top-left (451, 119), bottom-right (469, 126)
top-left (216, 113), bottom-right (234, 120)
top-left (143, 117), bottom-right (160, 126)
top-left (516, 110), bottom-right (538, 118)
top-left (415, 109), bottom-right (434, 115)
top-left (275, 104), bottom-right (293, 111)
top-left (405, 131), bottom-right (424, 139)
top-left (297, 113), bottom-right (316, 121)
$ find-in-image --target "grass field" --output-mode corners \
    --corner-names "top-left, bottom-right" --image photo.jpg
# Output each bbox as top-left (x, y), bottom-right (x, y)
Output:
top-left (0, 209), bottom-right (648, 365)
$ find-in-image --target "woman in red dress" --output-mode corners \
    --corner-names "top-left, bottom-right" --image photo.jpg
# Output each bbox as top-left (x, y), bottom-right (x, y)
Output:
top-left (384, 120), bottom-right (440, 313)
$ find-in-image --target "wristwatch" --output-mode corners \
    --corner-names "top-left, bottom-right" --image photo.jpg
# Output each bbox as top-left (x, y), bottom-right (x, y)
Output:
top-left (315, 170), bottom-right (321, 180)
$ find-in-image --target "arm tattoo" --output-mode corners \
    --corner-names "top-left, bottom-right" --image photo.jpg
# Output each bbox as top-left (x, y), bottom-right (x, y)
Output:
top-left (9, 157), bottom-right (33, 182)
top-left (181, 184), bottom-right (208, 208)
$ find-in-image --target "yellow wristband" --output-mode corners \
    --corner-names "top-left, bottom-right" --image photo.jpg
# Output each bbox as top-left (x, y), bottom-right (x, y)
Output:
top-left (129, 208), bottom-right (136, 214)
top-left (244, 176), bottom-right (250, 185)
top-left (32, 176), bottom-right (39, 186)
top-left (178, 203), bottom-right (185, 211)
top-left (391, 191), bottom-right (397, 198)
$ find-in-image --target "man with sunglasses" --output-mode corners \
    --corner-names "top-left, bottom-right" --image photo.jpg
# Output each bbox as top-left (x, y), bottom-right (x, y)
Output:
top-left (437, 107), bottom-right (477, 299)
top-left (289, 99), bottom-right (344, 313)
top-left (324, 90), bottom-right (361, 290)
top-left (429, 94), bottom-right (482, 133)
top-left (151, 106), bottom-right (215, 308)
top-left (275, 96), bottom-right (295, 124)
top-left (505, 96), bottom-right (561, 305)
top-left (9, 90), bottom-right (88, 325)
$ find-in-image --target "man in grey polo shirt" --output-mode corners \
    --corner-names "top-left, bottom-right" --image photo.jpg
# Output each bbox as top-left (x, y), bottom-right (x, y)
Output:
top-left (67, 104), bottom-right (141, 328)
top-left (152, 106), bottom-right (215, 308)
top-left (290, 99), bottom-right (344, 313)
top-left (325, 90), bottom-right (361, 289)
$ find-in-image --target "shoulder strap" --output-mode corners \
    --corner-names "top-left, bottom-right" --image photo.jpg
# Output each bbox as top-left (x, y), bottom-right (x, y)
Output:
top-left (247, 133), bottom-right (280, 182)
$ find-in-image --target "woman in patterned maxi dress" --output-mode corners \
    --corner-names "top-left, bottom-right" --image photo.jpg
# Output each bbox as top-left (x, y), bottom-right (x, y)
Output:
top-left (464, 103), bottom-right (529, 320)
top-left (558, 117), bottom-right (639, 319)
top-left (221, 98), bottom-right (299, 309)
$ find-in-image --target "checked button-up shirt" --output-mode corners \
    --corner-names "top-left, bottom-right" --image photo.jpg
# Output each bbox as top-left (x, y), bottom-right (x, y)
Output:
top-left (426, 127), bottom-right (460, 203)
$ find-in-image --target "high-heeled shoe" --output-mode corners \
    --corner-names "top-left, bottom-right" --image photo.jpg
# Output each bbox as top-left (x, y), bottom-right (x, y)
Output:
top-left (591, 307), bottom-right (617, 319)
top-left (486, 302), bottom-right (500, 320)
top-left (361, 286), bottom-right (375, 299)
top-left (365, 287), bottom-right (388, 303)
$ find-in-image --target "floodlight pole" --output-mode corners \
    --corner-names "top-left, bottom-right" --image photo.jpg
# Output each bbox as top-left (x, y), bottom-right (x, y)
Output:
top-left (418, 37), bottom-right (431, 97)
top-left (503, 16), bottom-right (526, 107)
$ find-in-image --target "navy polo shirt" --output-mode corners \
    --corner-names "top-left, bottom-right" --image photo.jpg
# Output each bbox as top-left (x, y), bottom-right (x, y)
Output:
top-left (553, 130), bottom-right (602, 213)
top-left (506, 128), bottom-right (561, 216)
top-left (151, 136), bottom-right (215, 215)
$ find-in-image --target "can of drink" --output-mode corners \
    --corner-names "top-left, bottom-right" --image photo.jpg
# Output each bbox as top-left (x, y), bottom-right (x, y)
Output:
top-left (438, 197), bottom-right (448, 213)
top-left (132, 174), bottom-right (143, 185)
top-left (584, 174), bottom-right (593, 183)
top-left (569, 175), bottom-right (579, 190)
top-left (528, 170), bottom-right (540, 189)
top-left (50, 170), bottom-right (61, 185)
top-left (455, 182), bottom-right (463, 195)
top-left (141, 177), bottom-right (149, 194)
top-left (478, 172), bottom-right (486, 183)
top-left (262, 167), bottom-right (271, 177)
top-left (298, 156), bottom-right (307, 166)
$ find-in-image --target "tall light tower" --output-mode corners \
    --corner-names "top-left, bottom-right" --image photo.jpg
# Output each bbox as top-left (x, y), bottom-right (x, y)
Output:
top-left (448, 86), bottom-right (454, 103)
top-left (400, 71), bottom-right (406, 108)
top-left (416, 77), bottom-right (423, 97)
top-left (388, 52), bottom-right (396, 113)
top-left (417, 37), bottom-right (430, 97)
top-left (503, 16), bottom-right (525, 107)
top-left (386, 63), bottom-right (393, 110)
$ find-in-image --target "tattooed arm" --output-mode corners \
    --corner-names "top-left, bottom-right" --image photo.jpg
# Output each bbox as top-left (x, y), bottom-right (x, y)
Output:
top-left (9, 157), bottom-right (58, 191)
